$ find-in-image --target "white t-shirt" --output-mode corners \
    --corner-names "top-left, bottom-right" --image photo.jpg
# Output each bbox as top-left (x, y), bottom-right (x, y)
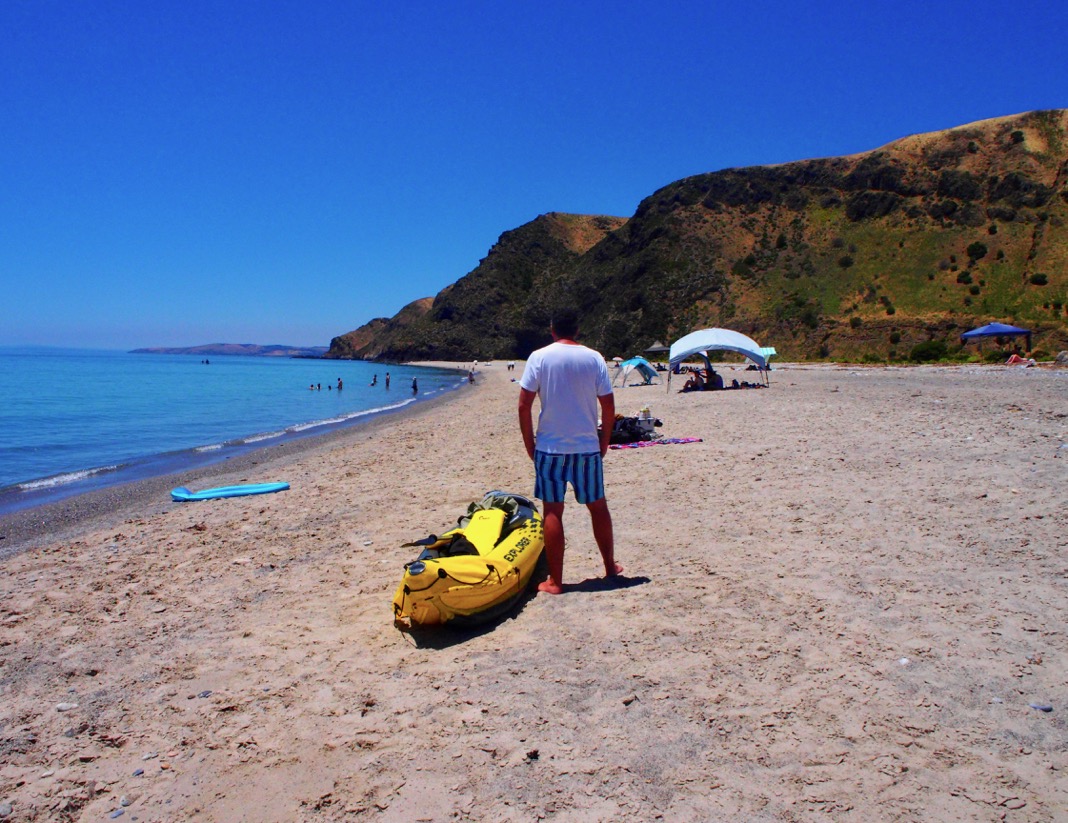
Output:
top-left (520, 342), bottom-right (613, 454)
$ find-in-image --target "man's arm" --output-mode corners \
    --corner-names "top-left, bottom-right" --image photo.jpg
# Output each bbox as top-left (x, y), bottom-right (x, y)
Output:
top-left (518, 388), bottom-right (537, 461)
top-left (597, 392), bottom-right (615, 457)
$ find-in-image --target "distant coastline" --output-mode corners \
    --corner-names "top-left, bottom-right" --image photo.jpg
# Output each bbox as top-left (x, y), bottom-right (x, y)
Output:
top-left (130, 343), bottom-right (329, 358)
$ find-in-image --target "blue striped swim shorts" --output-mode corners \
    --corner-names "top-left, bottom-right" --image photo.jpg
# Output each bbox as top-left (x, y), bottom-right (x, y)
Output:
top-left (533, 451), bottom-right (605, 504)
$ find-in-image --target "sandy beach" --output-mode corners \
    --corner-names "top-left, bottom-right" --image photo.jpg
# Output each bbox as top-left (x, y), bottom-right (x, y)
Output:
top-left (1, 361), bottom-right (1066, 821)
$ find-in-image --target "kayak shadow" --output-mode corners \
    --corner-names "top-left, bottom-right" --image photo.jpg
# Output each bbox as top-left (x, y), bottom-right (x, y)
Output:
top-left (395, 561), bottom-right (650, 649)
top-left (397, 587), bottom-right (541, 648)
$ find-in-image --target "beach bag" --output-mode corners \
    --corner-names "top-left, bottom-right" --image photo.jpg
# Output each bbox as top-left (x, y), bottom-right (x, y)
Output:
top-left (609, 415), bottom-right (662, 444)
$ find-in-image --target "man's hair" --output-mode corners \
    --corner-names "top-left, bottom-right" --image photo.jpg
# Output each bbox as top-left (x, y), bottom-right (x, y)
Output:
top-left (550, 307), bottom-right (580, 339)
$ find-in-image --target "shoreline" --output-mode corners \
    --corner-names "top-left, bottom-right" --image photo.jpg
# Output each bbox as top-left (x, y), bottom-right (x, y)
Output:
top-left (0, 364), bottom-right (472, 561)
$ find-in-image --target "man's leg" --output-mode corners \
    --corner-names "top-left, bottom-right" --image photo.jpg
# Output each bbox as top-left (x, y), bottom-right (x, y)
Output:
top-left (538, 501), bottom-right (566, 594)
top-left (586, 497), bottom-right (622, 577)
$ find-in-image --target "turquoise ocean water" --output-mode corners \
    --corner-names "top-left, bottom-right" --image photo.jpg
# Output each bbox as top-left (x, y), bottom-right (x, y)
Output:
top-left (0, 348), bottom-right (465, 514)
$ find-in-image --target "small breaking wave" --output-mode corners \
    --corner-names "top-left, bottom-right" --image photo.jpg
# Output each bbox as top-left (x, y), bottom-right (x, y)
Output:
top-left (242, 431), bottom-right (287, 444)
top-left (17, 465), bottom-right (120, 491)
top-left (287, 398), bottom-right (416, 433)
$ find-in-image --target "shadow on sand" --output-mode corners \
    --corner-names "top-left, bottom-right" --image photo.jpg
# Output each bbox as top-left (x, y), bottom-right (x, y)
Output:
top-left (394, 558), bottom-right (650, 649)
top-left (565, 574), bottom-right (651, 593)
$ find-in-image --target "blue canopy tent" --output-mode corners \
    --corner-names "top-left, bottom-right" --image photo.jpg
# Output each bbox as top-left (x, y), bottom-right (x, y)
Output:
top-left (960, 322), bottom-right (1032, 352)
top-left (613, 356), bottom-right (660, 387)
top-left (668, 328), bottom-right (770, 389)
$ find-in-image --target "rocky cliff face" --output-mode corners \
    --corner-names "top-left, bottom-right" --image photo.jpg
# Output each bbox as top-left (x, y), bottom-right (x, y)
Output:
top-left (328, 110), bottom-right (1068, 362)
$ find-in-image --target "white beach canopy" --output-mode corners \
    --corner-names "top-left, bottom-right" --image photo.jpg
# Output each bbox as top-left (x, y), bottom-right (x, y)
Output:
top-left (669, 328), bottom-right (768, 370)
top-left (667, 328), bottom-right (771, 390)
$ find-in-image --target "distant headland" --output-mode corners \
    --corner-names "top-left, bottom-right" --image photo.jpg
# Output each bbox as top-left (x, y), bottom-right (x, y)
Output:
top-left (130, 343), bottom-right (328, 358)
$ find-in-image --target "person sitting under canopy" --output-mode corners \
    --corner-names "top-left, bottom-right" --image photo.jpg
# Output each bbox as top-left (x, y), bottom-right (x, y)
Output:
top-left (679, 365), bottom-right (731, 392)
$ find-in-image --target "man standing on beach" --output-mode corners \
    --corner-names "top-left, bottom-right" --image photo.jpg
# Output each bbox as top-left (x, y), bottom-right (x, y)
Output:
top-left (518, 308), bottom-right (621, 594)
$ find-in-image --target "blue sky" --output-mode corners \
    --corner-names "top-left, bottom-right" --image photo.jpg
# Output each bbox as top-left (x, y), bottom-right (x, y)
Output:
top-left (3, 1), bottom-right (1065, 349)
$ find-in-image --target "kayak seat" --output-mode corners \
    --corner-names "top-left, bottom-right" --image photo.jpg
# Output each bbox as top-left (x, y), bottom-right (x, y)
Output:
top-left (461, 508), bottom-right (508, 555)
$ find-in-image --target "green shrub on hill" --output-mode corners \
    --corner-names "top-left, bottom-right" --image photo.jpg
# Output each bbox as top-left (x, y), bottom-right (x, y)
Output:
top-left (910, 340), bottom-right (948, 362)
top-left (966, 241), bottom-right (988, 262)
top-left (938, 170), bottom-right (983, 201)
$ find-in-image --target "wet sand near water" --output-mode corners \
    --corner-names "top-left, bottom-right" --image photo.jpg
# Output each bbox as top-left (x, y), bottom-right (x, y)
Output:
top-left (1, 361), bottom-right (1066, 821)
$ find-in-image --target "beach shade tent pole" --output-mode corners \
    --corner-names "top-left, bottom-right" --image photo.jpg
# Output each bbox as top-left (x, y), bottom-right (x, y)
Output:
top-left (667, 328), bottom-right (770, 391)
top-left (959, 322), bottom-right (1032, 353)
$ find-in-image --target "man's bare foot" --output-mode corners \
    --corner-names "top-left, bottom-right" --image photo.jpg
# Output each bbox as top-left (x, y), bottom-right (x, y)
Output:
top-left (606, 562), bottom-right (623, 577)
top-left (538, 580), bottom-right (564, 595)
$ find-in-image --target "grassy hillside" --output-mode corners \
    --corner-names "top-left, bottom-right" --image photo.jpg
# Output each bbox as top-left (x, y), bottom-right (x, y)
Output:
top-left (328, 110), bottom-right (1068, 362)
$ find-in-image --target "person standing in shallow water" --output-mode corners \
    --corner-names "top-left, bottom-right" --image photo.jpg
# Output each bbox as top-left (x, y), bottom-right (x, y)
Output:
top-left (517, 307), bottom-right (621, 594)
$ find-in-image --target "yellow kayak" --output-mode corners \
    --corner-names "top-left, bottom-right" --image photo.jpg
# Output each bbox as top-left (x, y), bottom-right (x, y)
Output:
top-left (392, 491), bottom-right (544, 628)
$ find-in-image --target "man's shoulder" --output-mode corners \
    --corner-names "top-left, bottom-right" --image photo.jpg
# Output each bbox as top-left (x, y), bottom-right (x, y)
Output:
top-left (535, 342), bottom-right (605, 361)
